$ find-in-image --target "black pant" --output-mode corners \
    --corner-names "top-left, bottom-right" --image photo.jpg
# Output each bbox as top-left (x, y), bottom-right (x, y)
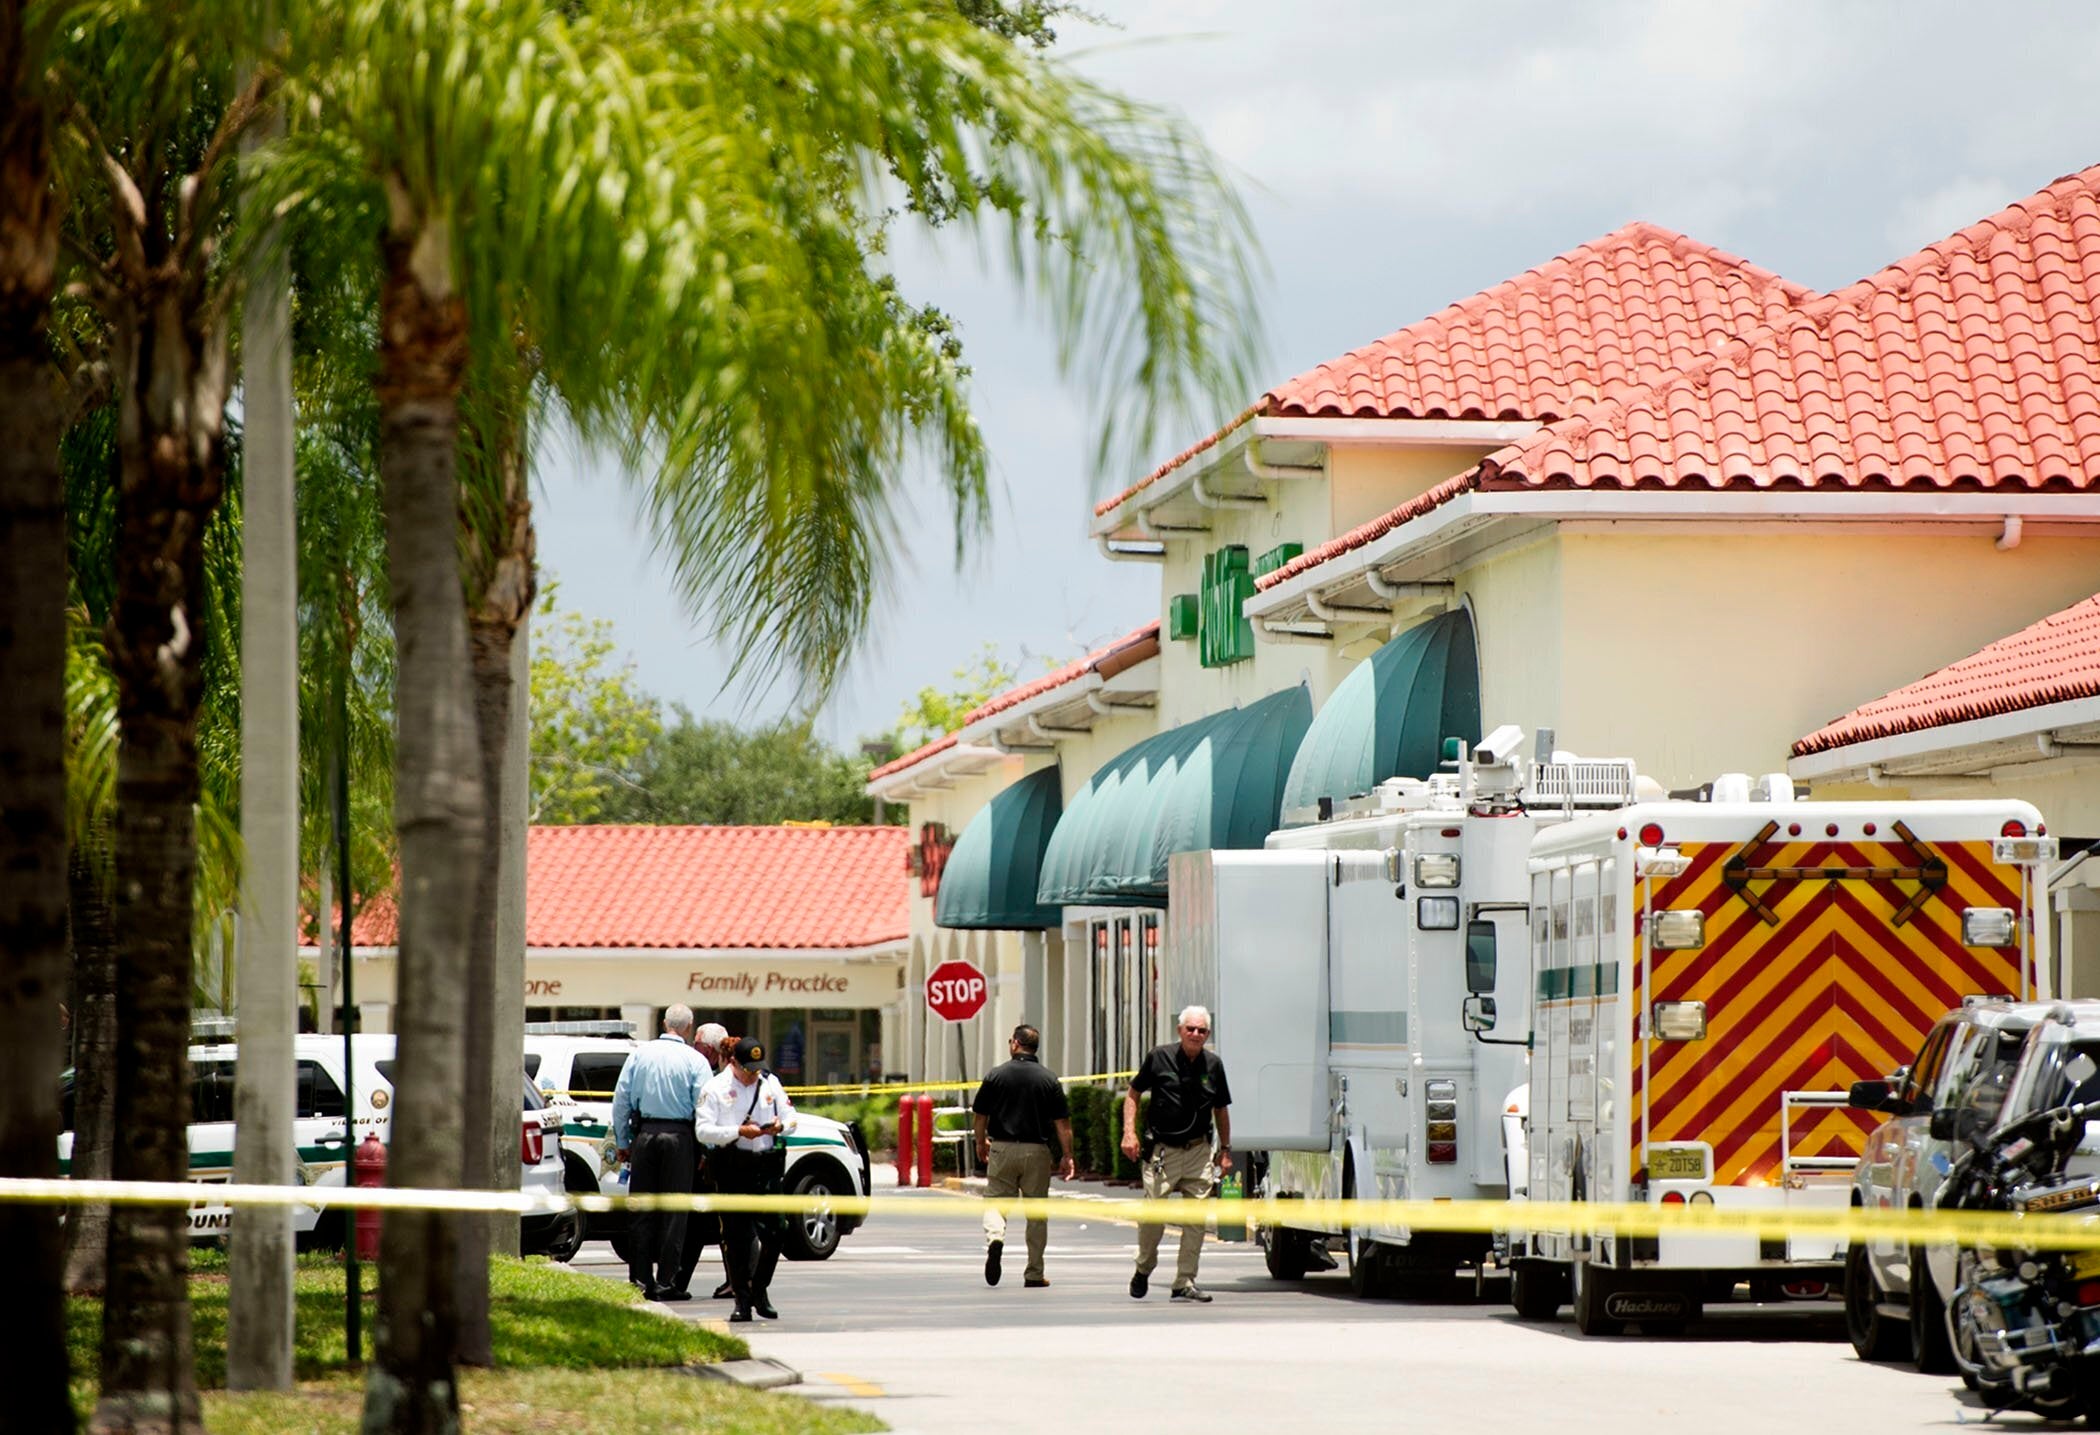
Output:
top-left (714, 1145), bottom-right (782, 1307)
top-left (628, 1120), bottom-right (695, 1291)
top-left (673, 1148), bottom-right (722, 1292)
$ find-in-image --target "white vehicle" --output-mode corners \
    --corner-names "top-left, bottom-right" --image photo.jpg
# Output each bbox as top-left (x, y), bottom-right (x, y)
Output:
top-left (60, 1032), bottom-right (576, 1259)
top-left (1164, 726), bottom-right (1638, 1295)
top-left (529, 1024), bottom-right (872, 1261)
top-left (1512, 786), bottom-right (2054, 1335)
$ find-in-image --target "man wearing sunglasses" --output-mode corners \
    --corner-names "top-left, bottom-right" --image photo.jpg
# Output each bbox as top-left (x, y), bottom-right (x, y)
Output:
top-left (1122, 1005), bottom-right (1232, 1303)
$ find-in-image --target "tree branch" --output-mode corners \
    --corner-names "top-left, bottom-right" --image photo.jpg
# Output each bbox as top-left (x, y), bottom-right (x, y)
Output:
top-left (177, 63), bottom-right (276, 268)
top-left (59, 101), bottom-right (148, 287)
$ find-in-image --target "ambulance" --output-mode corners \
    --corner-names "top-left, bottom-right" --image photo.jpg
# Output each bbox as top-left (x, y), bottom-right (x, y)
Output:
top-left (1510, 780), bottom-right (2056, 1335)
top-left (1163, 726), bottom-right (1641, 1295)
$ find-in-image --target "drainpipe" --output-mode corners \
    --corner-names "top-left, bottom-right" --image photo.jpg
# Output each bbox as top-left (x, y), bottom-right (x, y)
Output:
top-left (1192, 471), bottom-right (1265, 509)
top-left (1085, 692), bottom-right (1119, 717)
top-left (1245, 440), bottom-right (1324, 482)
top-left (1258, 618), bottom-right (1335, 646)
top-left (1028, 714), bottom-right (1091, 742)
top-left (1997, 515), bottom-right (2023, 551)
top-left (1096, 535), bottom-right (1166, 564)
top-left (1365, 572), bottom-right (1455, 605)
top-left (1305, 589), bottom-right (1391, 624)
top-left (1134, 507), bottom-right (1209, 537)
top-left (2038, 733), bottom-right (2100, 759)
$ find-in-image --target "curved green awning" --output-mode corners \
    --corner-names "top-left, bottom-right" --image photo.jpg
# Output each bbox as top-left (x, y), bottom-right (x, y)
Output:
top-left (1036, 683), bottom-right (1313, 908)
top-left (1280, 606), bottom-right (1480, 818)
top-left (934, 765), bottom-right (1064, 930)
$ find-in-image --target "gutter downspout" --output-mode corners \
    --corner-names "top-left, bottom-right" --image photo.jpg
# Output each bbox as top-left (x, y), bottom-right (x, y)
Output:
top-left (1245, 440), bottom-right (1325, 481)
top-left (1096, 535), bottom-right (1166, 564)
top-left (1365, 572), bottom-right (1455, 604)
top-left (1258, 618), bottom-right (1335, 646)
top-left (1192, 470), bottom-right (1264, 509)
top-left (1997, 515), bottom-right (2023, 550)
top-left (1306, 589), bottom-right (1391, 624)
top-left (1029, 713), bottom-right (1092, 742)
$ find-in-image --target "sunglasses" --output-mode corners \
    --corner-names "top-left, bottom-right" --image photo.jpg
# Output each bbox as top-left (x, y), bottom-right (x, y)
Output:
top-left (1183, 1025), bottom-right (1209, 1035)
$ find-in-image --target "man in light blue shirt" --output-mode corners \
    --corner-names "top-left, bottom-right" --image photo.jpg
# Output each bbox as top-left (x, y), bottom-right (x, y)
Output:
top-left (610, 1004), bottom-right (711, 1298)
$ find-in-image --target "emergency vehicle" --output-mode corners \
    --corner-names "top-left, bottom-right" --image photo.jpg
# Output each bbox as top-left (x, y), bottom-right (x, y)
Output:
top-left (1163, 726), bottom-right (1642, 1295)
top-left (1510, 782), bottom-right (2055, 1335)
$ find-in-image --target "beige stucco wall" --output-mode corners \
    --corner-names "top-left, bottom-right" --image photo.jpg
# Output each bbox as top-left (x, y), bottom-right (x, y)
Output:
top-left (1327, 443), bottom-right (1497, 535)
top-left (1550, 526), bottom-right (2100, 791)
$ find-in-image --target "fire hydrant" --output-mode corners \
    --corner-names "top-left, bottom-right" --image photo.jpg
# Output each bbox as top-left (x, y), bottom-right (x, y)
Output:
top-left (353, 1131), bottom-right (386, 1260)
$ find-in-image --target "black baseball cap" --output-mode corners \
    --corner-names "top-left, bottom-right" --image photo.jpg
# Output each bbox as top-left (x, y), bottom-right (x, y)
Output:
top-left (730, 1036), bottom-right (765, 1067)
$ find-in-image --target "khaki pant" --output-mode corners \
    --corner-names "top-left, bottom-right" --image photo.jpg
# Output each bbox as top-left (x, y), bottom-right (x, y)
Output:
top-left (1135, 1139), bottom-right (1214, 1291)
top-left (982, 1141), bottom-right (1054, 1281)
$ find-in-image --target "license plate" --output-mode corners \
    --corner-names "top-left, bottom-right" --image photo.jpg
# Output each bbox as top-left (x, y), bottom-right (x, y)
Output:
top-left (1647, 1147), bottom-right (1706, 1182)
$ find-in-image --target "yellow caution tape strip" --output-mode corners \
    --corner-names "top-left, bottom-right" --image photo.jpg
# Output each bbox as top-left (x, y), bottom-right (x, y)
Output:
top-left (539, 1070), bottom-right (1137, 1101)
top-left (8, 1178), bottom-right (2100, 1251)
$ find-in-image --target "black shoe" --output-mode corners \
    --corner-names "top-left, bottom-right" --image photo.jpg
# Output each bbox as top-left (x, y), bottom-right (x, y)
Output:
top-left (729, 1306), bottom-right (754, 1323)
top-left (1170, 1284), bottom-right (1213, 1303)
top-left (658, 1287), bottom-right (692, 1302)
top-left (713, 1281), bottom-right (735, 1300)
top-left (644, 1286), bottom-right (672, 1302)
top-left (753, 1296), bottom-right (779, 1320)
top-left (1024, 1277), bottom-right (1050, 1289)
top-left (1129, 1271), bottom-right (1148, 1299)
top-left (985, 1239), bottom-right (1003, 1287)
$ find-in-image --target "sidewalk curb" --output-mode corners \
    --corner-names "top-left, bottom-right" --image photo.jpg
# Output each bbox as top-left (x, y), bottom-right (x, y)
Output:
top-left (685, 1357), bottom-right (803, 1390)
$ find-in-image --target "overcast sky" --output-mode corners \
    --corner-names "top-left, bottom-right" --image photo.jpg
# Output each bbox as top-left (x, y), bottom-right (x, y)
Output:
top-left (533, 2), bottom-right (2100, 749)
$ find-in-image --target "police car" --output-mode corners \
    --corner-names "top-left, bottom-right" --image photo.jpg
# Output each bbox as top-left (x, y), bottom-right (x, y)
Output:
top-left (59, 1030), bottom-right (578, 1260)
top-left (523, 1023), bottom-right (870, 1260)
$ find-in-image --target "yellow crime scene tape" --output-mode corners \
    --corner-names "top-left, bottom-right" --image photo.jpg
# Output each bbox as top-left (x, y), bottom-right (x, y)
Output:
top-left (538, 1070), bottom-right (1137, 1101)
top-left (8, 1177), bottom-right (2100, 1252)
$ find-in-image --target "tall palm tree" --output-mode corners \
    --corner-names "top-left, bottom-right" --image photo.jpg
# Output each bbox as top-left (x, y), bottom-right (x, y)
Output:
top-left (0, 0), bottom-right (77, 1425)
top-left (48, 5), bottom-right (270, 1423)
top-left (270, 5), bottom-right (1259, 1427)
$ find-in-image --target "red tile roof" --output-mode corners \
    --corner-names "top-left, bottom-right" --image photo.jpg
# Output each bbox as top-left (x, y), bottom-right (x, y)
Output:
top-left (342, 826), bottom-right (909, 950)
top-left (1259, 166), bottom-right (2100, 592)
top-left (1097, 223), bottom-right (1810, 518)
top-left (868, 620), bottom-right (1162, 780)
top-left (1793, 592), bottom-right (2100, 755)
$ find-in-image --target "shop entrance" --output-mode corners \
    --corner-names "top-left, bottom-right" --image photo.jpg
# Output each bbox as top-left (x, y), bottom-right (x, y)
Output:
top-left (809, 1020), bottom-right (857, 1085)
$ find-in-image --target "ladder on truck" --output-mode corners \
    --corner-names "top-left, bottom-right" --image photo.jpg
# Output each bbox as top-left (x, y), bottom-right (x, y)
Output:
top-left (1780, 1090), bottom-right (1857, 1188)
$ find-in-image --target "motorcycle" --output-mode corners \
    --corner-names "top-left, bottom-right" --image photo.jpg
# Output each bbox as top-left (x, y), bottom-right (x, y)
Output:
top-left (1939, 1099), bottom-right (2100, 1420)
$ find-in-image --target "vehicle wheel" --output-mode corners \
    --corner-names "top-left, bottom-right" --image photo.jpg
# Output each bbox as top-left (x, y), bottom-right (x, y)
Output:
top-left (1573, 1258), bottom-right (1622, 1336)
top-left (536, 1159), bottom-right (594, 1264)
top-left (1342, 1165), bottom-right (1383, 1299)
top-left (1511, 1260), bottom-right (1567, 1320)
top-left (1263, 1227), bottom-right (1311, 1281)
top-left (1844, 1241), bottom-right (1910, 1362)
top-left (1910, 1245), bottom-right (1955, 1375)
top-left (780, 1166), bottom-right (843, 1261)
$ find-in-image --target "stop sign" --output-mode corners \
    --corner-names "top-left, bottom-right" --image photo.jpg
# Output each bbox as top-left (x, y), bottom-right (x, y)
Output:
top-left (925, 959), bottom-right (989, 1023)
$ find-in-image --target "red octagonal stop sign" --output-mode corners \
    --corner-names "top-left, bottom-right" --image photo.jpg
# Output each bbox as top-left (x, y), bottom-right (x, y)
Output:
top-left (925, 958), bottom-right (988, 1023)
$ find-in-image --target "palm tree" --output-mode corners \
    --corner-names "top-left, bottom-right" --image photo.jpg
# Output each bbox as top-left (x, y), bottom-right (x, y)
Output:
top-left (47, 5), bottom-right (271, 1422)
top-left (270, 4), bottom-right (1259, 1427)
top-left (0, 0), bottom-right (78, 1424)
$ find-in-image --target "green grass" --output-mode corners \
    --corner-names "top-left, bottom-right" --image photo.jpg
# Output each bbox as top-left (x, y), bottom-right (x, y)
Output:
top-left (59, 1253), bottom-right (880, 1432)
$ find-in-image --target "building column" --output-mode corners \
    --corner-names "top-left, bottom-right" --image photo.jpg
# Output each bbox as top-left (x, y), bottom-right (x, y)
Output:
top-left (620, 1002), bottom-right (654, 1038)
top-left (905, 938), bottom-right (927, 1083)
top-left (1061, 919), bottom-right (1090, 1078)
top-left (2058, 885), bottom-right (2100, 999)
top-left (1021, 929), bottom-right (1048, 1035)
top-left (1042, 930), bottom-right (1067, 1074)
top-left (359, 1001), bottom-right (391, 1035)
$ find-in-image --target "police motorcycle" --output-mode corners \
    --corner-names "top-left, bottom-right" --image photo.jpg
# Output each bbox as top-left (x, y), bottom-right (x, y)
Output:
top-left (1939, 1095), bottom-right (2100, 1419)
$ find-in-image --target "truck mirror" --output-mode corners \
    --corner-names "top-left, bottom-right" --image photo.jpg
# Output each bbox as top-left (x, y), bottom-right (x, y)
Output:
top-left (1846, 1080), bottom-right (1890, 1111)
top-left (1465, 919), bottom-right (1497, 995)
top-left (1463, 995), bottom-right (1497, 1033)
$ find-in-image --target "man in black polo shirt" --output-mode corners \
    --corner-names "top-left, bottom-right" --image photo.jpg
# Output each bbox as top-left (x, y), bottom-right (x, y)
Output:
top-left (1122, 1004), bottom-right (1232, 1303)
top-left (972, 1024), bottom-right (1074, 1288)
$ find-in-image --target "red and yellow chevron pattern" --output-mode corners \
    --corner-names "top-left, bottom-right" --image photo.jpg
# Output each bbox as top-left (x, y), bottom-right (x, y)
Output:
top-left (1634, 837), bottom-right (2030, 1186)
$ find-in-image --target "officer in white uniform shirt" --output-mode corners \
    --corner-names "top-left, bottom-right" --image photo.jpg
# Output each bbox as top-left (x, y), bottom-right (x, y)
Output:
top-left (696, 1036), bottom-right (795, 1321)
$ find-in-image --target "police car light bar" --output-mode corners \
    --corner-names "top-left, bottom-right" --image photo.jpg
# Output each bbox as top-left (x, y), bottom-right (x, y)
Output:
top-left (522, 1020), bottom-right (638, 1037)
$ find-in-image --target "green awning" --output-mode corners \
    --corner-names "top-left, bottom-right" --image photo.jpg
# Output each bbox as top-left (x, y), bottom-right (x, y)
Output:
top-left (1280, 606), bottom-right (1480, 818)
top-left (934, 765), bottom-right (1064, 930)
top-left (1036, 683), bottom-right (1312, 908)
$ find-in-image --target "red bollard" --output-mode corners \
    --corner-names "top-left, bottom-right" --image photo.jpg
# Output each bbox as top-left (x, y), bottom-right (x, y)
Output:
top-left (895, 1095), bottom-right (916, 1187)
top-left (913, 1093), bottom-right (935, 1188)
top-left (353, 1131), bottom-right (387, 1259)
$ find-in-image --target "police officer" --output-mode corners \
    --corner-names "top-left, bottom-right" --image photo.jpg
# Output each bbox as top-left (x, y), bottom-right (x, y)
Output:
top-left (1123, 1004), bottom-right (1233, 1303)
top-left (972, 1024), bottom-right (1074, 1288)
top-left (697, 1035), bottom-right (795, 1322)
top-left (610, 1004), bottom-right (712, 1299)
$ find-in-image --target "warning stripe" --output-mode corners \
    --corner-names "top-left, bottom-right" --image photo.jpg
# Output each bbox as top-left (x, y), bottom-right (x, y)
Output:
top-left (1636, 838), bottom-right (2026, 1186)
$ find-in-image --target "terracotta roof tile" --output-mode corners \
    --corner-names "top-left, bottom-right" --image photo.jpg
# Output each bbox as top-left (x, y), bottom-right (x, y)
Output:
top-left (1793, 592), bottom-right (2100, 755)
top-left (867, 620), bottom-right (1162, 781)
top-left (1259, 166), bottom-right (2100, 591)
top-left (1097, 223), bottom-right (1809, 519)
top-left (344, 826), bottom-right (908, 950)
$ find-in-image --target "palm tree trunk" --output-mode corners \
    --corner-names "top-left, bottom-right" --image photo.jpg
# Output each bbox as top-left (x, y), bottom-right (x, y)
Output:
top-left (96, 272), bottom-right (227, 1434)
top-left (0, 5), bottom-right (72, 1423)
top-left (455, 420), bottom-right (533, 1363)
top-left (363, 190), bottom-right (481, 1435)
top-left (64, 843), bottom-right (118, 1294)
top-left (227, 82), bottom-right (298, 1389)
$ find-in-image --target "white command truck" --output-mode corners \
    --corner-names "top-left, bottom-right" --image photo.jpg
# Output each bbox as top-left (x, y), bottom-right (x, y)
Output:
top-left (1163, 726), bottom-right (1640, 1296)
top-left (1511, 782), bottom-right (2055, 1335)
